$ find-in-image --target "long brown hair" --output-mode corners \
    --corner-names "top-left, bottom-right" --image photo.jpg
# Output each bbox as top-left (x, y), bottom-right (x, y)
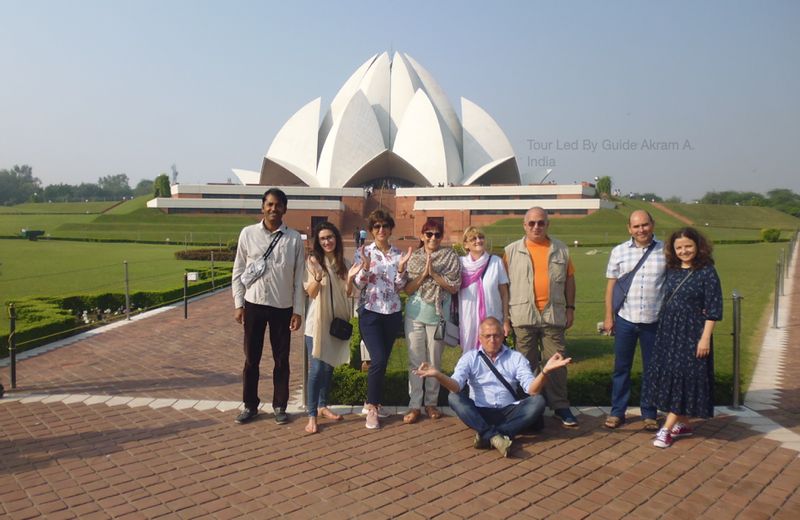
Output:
top-left (665, 227), bottom-right (714, 270)
top-left (311, 222), bottom-right (346, 279)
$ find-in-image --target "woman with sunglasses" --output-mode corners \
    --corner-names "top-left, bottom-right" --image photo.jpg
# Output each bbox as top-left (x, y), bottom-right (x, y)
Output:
top-left (350, 210), bottom-right (412, 429)
top-left (459, 226), bottom-right (510, 352)
top-left (303, 222), bottom-right (353, 434)
top-left (402, 218), bottom-right (461, 424)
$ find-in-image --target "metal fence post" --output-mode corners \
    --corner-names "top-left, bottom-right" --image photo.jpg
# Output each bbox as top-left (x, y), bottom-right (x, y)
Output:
top-left (211, 251), bottom-right (215, 290)
top-left (773, 261), bottom-right (781, 328)
top-left (731, 291), bottom-right (743, 409)
top-left (780, 250), bottom-right (786, 296)
top-left (124, 260), bottom-right (131, 321)
top-left (8, 303), bottom-right (16, 389)
top-left (184, 273), bottom-right (188, 319)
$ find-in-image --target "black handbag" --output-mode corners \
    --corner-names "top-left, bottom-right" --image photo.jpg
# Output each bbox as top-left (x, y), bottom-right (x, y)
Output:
top-left (327, 271), bottom-right (352, 340)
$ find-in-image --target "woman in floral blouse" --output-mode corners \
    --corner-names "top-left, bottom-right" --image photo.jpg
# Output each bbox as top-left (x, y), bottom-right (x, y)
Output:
top-left (350, 210), bottom-right (412, 429)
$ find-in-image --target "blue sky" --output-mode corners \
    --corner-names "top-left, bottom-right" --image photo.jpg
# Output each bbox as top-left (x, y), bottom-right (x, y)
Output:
top-left (1, 0), bottom-right (798, 200)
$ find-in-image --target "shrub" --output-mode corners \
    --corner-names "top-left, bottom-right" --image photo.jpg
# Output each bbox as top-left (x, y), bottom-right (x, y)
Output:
top-left (174, 248), bottom-right (235, 261)
top-left (761, 228), bottom-right (781, 242)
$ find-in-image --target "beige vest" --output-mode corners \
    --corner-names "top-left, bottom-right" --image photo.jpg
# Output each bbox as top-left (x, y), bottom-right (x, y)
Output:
top-left (504, 237), bottom-right (570, 327)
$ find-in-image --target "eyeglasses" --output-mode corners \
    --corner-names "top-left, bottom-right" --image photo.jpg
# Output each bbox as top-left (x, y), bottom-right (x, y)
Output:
top-left (372, 223), bottom-right (390, 230)
top-left (468, 236), bottom-right (485, 243)
top-left (318, 235), bottom-right (336, 242)
top-left (424, 231), bottom-right (443, 239)
top-left (526, 220), bottom-right (548, 228)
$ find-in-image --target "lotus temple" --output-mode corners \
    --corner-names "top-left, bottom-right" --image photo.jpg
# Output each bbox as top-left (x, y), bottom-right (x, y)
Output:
top-left (148, 51), bottom-right (613, 239)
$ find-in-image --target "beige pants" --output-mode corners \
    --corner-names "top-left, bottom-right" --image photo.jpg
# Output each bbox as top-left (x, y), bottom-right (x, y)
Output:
top-left (405, 318), bottom-right (445, 409)
top-left (514, 325), bottom-right (570, 410)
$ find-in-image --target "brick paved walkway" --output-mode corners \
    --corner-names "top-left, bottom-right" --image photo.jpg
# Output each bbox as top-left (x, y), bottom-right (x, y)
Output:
top-left (2, 246), bottom-right (800, 519)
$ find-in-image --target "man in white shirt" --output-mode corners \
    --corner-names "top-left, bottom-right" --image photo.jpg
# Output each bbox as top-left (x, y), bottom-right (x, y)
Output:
top-left (414, 317), bottom-right (571, 457)
top-left (603, 210), bottom-right (666, 430)
top-left (231, 188), bottom-right (305, 425)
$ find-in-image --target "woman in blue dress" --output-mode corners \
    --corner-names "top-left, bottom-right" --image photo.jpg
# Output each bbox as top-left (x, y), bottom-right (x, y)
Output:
top-left (643, 227), bottom-right (722, 448)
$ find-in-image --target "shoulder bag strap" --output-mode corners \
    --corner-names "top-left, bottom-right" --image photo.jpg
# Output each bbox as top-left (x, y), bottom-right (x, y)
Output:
top-left (628, 240), bottom-right (656, 280)
top-left (261, 230), bottom-right (283, 261)
top-left (665, 270), bottom-right (693, 307)
top-left (478, 350), bottom-right (521, 399)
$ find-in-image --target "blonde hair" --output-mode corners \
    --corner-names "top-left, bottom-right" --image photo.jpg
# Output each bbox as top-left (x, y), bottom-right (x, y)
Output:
top-left (462, 226), bottom-right (484, 244)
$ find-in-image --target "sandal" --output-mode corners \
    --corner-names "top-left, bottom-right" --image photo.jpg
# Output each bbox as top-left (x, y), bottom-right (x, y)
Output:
top-left (403, 409), bottom-right (421, 424)
top-left (604, 415), bottom-right (625, 429)
top-left (319, 407), bottom-right (343, 421)
top-left (642, 418), bottom-right (659, 431)
top-left (425, 406), bottom-right (442, 420)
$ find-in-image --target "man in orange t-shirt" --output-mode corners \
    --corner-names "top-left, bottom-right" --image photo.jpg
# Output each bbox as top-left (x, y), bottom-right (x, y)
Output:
top-left (503, 207), bottom-right (578, 427)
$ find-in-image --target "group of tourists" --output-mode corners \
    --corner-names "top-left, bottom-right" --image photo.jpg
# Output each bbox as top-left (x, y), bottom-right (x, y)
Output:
top-left (231, 188), bottom-right (722, 457)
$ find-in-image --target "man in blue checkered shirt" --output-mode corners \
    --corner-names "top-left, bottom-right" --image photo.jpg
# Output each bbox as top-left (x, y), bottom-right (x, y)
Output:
top-left (603, 210), bottom-right (666, 431)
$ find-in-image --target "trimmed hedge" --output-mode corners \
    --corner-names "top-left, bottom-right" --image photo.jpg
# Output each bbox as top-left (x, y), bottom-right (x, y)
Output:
top-left (174, 248), bottom-right (235, 261)
top-left (330, 314), bottom-right (741, 406)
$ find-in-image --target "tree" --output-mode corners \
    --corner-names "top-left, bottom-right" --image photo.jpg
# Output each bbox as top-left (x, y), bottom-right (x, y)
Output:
top-left (134, 179), bottom-right (154, 197)
top-left (98, 173), bottom-right (133, 199)
top-left (43, 183), bottom-right (76, 202)
top-left (154, 174), bottom-right (171, 198)
top-left (0, 164), bottom-right (41, 205)
top-left (595, 176), bottom-right (612, 198)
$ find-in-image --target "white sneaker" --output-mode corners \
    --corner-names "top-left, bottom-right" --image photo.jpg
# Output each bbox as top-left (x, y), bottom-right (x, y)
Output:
top-left (361, 404), bottom-right (390, 418)
top-left (365, 406), bottom-right (380, 429)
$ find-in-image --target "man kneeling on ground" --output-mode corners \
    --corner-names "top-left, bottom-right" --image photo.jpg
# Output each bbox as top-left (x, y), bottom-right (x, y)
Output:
top-left (413, 317), bottom-right (572, 457)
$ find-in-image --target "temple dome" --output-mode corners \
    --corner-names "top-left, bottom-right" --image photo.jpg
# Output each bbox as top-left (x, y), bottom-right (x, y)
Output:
top-left (238, 51), bottom-right (519, 188)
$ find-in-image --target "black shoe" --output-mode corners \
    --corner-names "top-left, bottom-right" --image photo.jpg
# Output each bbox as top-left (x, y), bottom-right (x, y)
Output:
top-left (274, 408), bottom-right (289, 425)
top-left (530, 415), bottom-right (545, 432)
top-left (235, 407), bottom-right (258, 424)
top-left (554, 408), bottom-right (579, 428)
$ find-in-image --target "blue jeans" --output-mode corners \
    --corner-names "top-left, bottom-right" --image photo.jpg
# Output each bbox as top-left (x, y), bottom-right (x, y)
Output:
top-left (448, 391), bottom-right (545, 443)
top-left (305, 336), bottom-right (333, 417)
top-left (358, 308), bottom-right (403, 405)
top-left (611, 316), bottom-right (657, 420)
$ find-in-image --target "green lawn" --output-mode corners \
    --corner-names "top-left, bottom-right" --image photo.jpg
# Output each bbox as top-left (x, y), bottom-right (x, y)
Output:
top-left (0, 239), bottom-right (233, 334)
top-left (0, 201), bottom-right (121, 214)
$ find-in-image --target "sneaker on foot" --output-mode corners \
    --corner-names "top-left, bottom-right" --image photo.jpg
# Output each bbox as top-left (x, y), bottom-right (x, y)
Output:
top-left (554, 408), bottom-right (579, 428)
top-left (361, 403), bottom-right (390, 418)
top-left (653, 428), bottom-right (673, 448)
top-left (490, 434), bottom-right (513, 457)
top-left (235, 407), bottom-right (258, 424)
top-left (365, 406), bottom-right (380, 429)
top-left (473, 433), bottom-right (490, 450)
top-left (274, 408), bottom-right (289, 425)
top-left (670, 422), bottom-right (693, 438)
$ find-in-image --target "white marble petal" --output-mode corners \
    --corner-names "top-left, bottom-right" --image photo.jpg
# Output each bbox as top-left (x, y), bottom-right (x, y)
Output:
top-left (461, 97), bottom-right (519, 185)
top-left (394, 89), bottom-right (462, 186)
top-left (262, 97), bottom-right (321, 183)
top-left (317, 90), bottom-right (386, 188)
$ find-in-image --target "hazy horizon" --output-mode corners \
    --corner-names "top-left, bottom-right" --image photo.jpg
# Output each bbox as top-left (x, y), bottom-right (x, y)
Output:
top-left (1, 1), bottom-right (798, 200)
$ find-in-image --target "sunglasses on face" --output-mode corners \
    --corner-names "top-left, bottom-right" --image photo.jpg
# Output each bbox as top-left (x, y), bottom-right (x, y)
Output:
top-left (468, 236), bottom-right (485, 243)
top-left (318, 235), bottom-right (336, 242)
top-left (526, 220), bottom-right (548, 228)
top-left (424, 231), bottom-right (443, 239)
top-left (372, 223), bottom-right (390, 230)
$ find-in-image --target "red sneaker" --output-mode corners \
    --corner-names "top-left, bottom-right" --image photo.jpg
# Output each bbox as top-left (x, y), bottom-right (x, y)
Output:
top-left (670, 423), bottom-right (693, 438)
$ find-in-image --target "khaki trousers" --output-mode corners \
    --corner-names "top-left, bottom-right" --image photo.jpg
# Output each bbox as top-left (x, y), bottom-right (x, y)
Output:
top-left (514, 325), bottom-right (570, 410)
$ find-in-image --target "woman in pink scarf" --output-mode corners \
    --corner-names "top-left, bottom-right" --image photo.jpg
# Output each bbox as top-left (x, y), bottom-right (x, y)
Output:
top-left (459, 227), bottom-right (510, 352)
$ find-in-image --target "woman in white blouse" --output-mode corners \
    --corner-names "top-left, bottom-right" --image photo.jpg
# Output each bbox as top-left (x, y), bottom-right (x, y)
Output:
top-left (350, 210), bottom-right (411, 429)
top-left (458, 226), bottom-right (510, 352)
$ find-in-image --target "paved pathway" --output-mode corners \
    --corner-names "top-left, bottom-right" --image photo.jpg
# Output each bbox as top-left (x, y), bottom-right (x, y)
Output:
top-left (1, 246), bottom-right (800, 519)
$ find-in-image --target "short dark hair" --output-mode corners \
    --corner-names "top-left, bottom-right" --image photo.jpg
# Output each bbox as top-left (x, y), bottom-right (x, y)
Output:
top-left (665, 227), bottom-right (714, 269)
top-left (367, 209), bottom-right (395, 231)
top-left (420, 218), bottom-right (443, 234)
top-left (262, 188), bottom-right (288, 207)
